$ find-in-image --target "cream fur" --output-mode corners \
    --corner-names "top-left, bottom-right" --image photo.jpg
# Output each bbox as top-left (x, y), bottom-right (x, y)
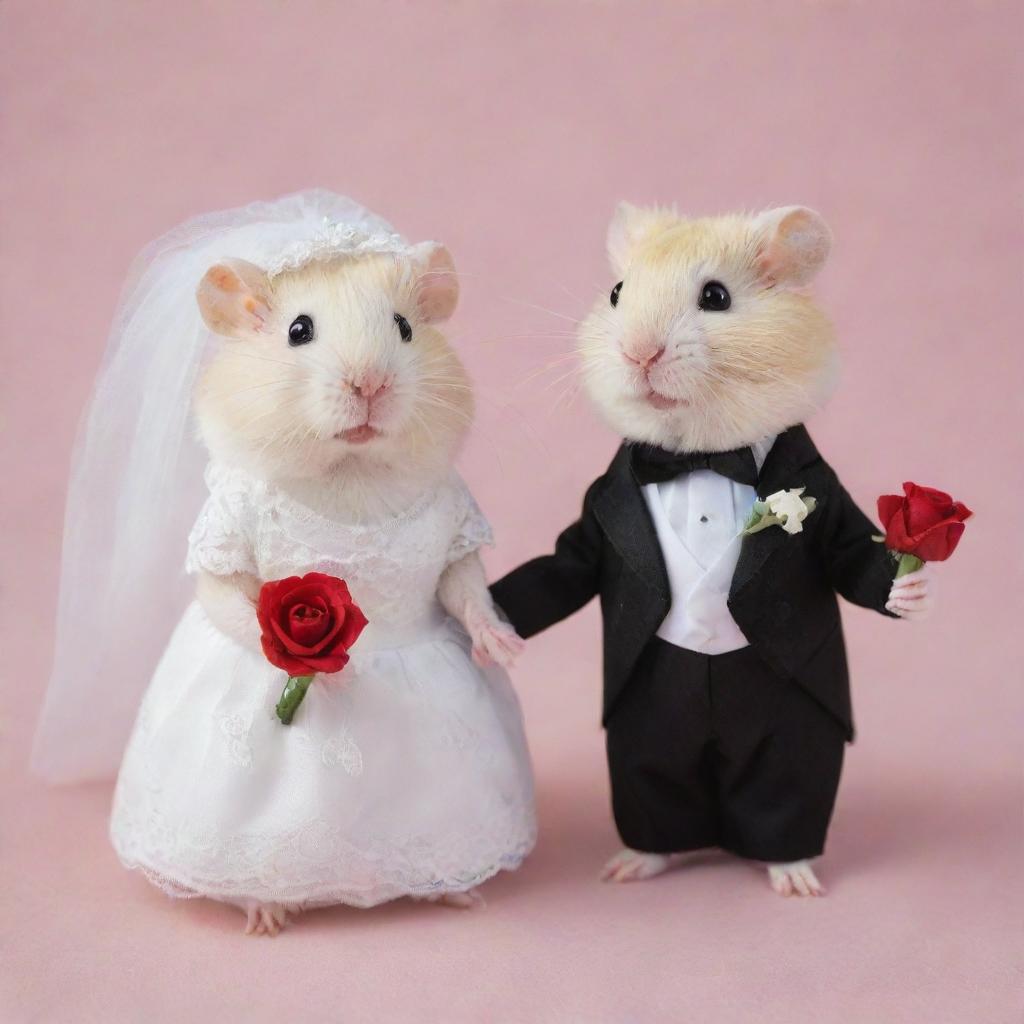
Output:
top-left (196, 253), bottom-right (473, 521)
top-left (193, 249), bottom-right (519, 706)
top-left (580, 205), bottom-right (840, 454)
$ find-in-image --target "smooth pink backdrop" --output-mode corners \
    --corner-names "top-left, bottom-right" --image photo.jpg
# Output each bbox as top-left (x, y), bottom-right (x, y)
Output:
top-left (2, 2), bottom-right (1021, 1021)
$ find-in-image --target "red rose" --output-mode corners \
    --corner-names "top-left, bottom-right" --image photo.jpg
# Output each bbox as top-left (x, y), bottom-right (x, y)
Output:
top-left (877, 482), bottom-right (972, 562)
top-left (257, 573), bottom-right (368, 677)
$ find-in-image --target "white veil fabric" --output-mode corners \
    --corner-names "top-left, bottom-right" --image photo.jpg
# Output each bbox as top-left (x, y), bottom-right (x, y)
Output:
top-left (32, 190), bottom-right (417, 783)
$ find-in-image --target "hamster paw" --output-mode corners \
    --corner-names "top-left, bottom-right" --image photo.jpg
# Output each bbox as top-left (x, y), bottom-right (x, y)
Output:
top-left (420, 888), bottom-right (487, 910)
top-left (600, 848), bottom-right (682, 883)
top-left (242, 900), bottom-right (303, 936)
top-left (767, 860), bottom-right (826, 897)
top-left (885, 564), bottom-right (934, 621)
top-left (465, 607), bottom-right (525, 669)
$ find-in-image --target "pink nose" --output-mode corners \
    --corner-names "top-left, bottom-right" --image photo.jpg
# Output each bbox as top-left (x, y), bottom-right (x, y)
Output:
top-left (351, 371), bottom-right (392, 401)
top-left (623, 337), bottom-right (665, 370)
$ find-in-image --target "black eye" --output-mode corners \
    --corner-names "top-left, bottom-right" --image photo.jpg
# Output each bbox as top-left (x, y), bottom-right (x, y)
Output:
top-left (699, 281), bottom-right (731, 312)
top-left (288, 314), bottom-right (315, 346)
top-left (394, 313), bottom-right (412, 342)
top-left (610, 281), bottom-right (623, 307)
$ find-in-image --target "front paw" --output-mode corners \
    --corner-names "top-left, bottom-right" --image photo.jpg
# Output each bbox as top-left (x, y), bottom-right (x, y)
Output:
top-left (885, 564), bottom-right (934, 621)
top-left (465, 605), bottom-right (525, 669)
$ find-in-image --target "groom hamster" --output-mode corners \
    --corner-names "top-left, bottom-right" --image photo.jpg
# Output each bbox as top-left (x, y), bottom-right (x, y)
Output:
top-left (578, 204), bottom-right (838, 452)
top-left (492, 203), bottom-right (932, 897)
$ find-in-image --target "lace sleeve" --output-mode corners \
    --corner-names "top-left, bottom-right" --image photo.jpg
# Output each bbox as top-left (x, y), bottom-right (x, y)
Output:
top-left (446, 474), bottom-right (495, 566)
top-left (185, 465), bottom-right (258, 577)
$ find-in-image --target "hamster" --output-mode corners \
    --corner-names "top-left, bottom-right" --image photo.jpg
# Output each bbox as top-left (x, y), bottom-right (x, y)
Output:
top-left (491, 203), bottom-right (932, 899)
top-left (193, 247), bottom-right (523, 671)
top-left (579, 203), bottom-right (839, 454)
top-left (109, 241), bottom-right (531, 935)
top-left (196, 248), bottom-right (470, 519)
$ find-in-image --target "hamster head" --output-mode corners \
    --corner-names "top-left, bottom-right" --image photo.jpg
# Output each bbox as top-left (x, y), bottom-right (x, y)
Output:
top-left (578, 203), bottom-right (838, 453)
top-left (194, 243), bottom-right (471, 483)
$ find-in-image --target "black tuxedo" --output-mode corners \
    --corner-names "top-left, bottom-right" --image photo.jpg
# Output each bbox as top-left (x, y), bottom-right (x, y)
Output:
top-left (491, 425), bottom-right (898, 860)
top-left (493, 424), bottom-right (895, 737)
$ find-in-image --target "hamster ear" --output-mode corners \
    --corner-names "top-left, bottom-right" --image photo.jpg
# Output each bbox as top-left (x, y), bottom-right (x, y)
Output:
top-left (411, 241), bottom-right (460, 321)
top-left (412, 242), bottom-right (459, 323)
top-left (196, 259), bottom-right (271, 339)
top-left (753, 207), bottom-right (832, 288)
top-left (607, 202), bottom-right (677, 275)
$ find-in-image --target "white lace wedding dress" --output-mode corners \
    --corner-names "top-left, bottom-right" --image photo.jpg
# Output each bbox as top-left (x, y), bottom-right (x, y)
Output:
top-left (110, 464), bottom-right (536, 908)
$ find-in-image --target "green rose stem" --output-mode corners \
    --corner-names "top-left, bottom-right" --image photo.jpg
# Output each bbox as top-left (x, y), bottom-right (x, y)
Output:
top-left (895, 552), bottom-right (925, 578)
top-left (276, 674), bottom-right (316, 725)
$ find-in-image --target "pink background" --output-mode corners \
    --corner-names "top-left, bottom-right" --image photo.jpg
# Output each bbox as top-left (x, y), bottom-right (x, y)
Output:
top-left (2, 2), bottom-right (1021, 1021)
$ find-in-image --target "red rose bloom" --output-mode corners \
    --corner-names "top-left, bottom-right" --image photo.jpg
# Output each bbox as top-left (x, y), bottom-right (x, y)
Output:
top-left (877, 482), bottom-right (972, 562)
top-left (257, 573), bottom-right (368, 677)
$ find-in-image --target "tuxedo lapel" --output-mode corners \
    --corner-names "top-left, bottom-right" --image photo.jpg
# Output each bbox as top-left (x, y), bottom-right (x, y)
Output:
top-left (730, 426), bottom-right (824, 599)
top-left (592, 429), bottom-right (822, 603)
top-left (592, 446), bottom-right (671, 599)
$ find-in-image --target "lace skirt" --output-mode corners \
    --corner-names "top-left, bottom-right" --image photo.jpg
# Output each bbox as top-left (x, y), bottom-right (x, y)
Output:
top-left (110, 602), bottom-right (536, 907)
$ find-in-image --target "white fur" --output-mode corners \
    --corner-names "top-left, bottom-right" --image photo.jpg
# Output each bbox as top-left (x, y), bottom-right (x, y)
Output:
top-left (195, 253), bottom-right (469, 512)
top-left (885, 563), bottom-right (934, 620)
top-left (600, 848), bottom-right (686, 883)
top-left (194, 250), bottom-right (513, 659)
top-left (768, 860), bottom-right (825, 897)
top-left (580, 205), bottom-right (839, 454)
top-left (192, 248), bottom-right (519, 932)
top-left (600, 849), bottom-right (827, 897)
top-left (194, 571), bottom-right (262, 650)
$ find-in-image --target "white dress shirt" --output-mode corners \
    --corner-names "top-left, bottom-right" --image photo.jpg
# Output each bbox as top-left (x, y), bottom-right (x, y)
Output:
top-left (642, 436), bottom-right (775, 654)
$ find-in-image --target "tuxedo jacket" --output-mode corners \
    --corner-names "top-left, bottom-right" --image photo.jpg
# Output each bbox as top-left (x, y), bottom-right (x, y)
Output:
top-left (491, 425), bottom-right (897, 739)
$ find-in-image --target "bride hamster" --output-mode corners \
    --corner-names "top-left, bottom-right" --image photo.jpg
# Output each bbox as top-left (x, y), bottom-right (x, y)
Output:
top-left (491, 203), bottom-right (932, 898)
top-left (94, 196), bottom-right (536, 934)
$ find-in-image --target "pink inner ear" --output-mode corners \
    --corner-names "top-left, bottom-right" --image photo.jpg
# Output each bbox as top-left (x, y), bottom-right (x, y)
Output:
top-left (755, 209), bottom-right (831, 288)
top-left (755, 237), bottom-right (810, 288)
top-left (754, 242), bottom-right (783, 288)
top-left (416, 246), bottom-right (458, 323)
top-left (197, 260), bottom-right (271, 338)
top-left (209, 266), bottom-right (243, 293)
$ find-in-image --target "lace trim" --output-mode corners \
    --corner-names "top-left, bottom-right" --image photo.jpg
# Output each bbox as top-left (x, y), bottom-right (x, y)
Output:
top-left (185, 468), bottom-right (258, 577)
top-left (261, 478), bottom-right (442, 536)
top-left (446, 479), bottom-right (494, 565)
top-left (264, 220), bottom-right (413, 279)
top-left (447, 514), bottom-right (494, 565)
top-left (112, 818), bottom-right (537, 909)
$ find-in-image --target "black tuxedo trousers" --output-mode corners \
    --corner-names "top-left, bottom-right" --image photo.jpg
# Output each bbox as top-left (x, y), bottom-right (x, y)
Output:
top-left (609, 638), bottom-right (845, 860)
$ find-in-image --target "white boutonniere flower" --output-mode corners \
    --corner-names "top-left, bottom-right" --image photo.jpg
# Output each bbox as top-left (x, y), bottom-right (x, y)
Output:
top-left (742, 487), bottom-right (817, 536)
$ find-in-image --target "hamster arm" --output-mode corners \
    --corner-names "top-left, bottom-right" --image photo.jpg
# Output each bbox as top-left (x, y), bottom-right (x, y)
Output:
top-left (489, 480), bottom-right (604, 639)
top-left (196, 570), bottom-right (264, 650)
top-left (439, 552), bottom-right (525, 668)
top-left (438, 550), bottom-right (499, 628)
top-left (816, 470), bottom-right (898, 616)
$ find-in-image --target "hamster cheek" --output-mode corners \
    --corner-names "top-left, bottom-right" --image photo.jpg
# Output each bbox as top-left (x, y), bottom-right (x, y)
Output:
top-left (650, 332), bottom-right (711, 399)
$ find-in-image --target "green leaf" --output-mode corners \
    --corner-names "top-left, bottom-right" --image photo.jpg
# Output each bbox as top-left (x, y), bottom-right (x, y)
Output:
top-left (743, 513), bottom-right (783, 536)
top-left (742, 500), bottom-right (768, 533)
top-left (276, 675), bottom-right (316, 725)
top-left (895, 553), bottom-right (925, 578)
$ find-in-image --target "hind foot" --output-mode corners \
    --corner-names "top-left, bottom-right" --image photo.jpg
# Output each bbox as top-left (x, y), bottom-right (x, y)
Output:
top-left (425, 887), bottom-right (486, 910)
top-left (416, 887), bottom-right (486, 909)
top-left (439, 888), bottom-right (486, 909)
top-left (600, 848), bottom-right (685, 883)
top-left (767, 860), bottom-right (825, 897)
top-left (241, 900), bottom-right (303, 936)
